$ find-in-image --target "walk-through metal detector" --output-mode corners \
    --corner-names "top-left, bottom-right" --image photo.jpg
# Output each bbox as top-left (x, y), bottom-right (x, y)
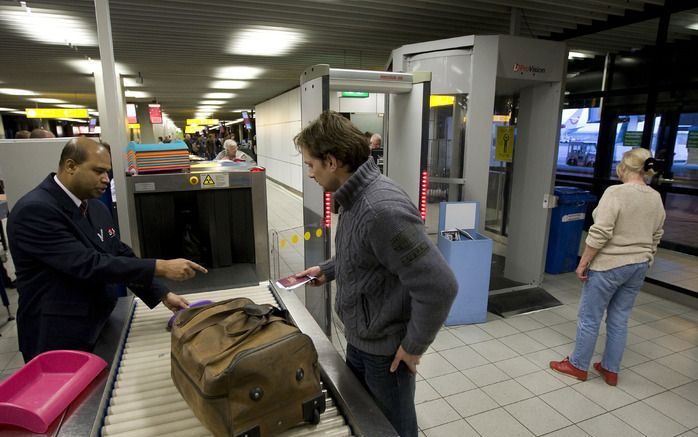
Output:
top-left (390, 35), bottom-right (567, 292)
top-left (299, 64), bottom-right (431, 334)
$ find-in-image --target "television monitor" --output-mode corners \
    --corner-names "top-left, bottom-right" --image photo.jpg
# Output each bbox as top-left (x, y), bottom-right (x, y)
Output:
top-left (148, 104), bottom-right (162, 124)
top-left (126, 103), bottom-right (137, 124)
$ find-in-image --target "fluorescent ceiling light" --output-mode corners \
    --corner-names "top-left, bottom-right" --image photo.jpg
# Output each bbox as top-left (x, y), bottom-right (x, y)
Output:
top-left (65, 59), bottom-right (132, 75)
top-left (200, 100), bottom-right (226, 105)
top-left (2, 8), bottom-right (96, 46)
top-left (122, 77), bottom-right (143, 87)
top-left (0, 88), bottom-right (37, 96)
top-left (215, 66), bottom-right (264, 79)
top-left (687, 23), bottom-right (698, 31)
top-left (10, 111), bottom-right (27, 115)
top-left (229, 26), bottom-right (304, 56)
top-left (210, 80), bottom-right (247, 90)
top-left (231, 108), bottom-right (251, 112)
top-left (125, 90), bottom-right (150, 98)
top-left (56, 103), bottom-right (85, 108)
top-left (0, 107), bottom-right (17, 111)
top-left (30, 98), bottom-right (67, 104)
top-left (204, 92), bottom-right (236, 99)
top-left (568, 51), bottom-right (593, 59)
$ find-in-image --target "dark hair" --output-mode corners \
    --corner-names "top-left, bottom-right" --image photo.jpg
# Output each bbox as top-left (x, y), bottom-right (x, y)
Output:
top-left (59, 138), bottom-right (110, 169)
top-left (294, 110), bottom-right (370, 172)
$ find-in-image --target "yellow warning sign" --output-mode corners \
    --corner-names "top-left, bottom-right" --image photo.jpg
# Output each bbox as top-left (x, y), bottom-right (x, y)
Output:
top-left (203, 174), bottom-right (215, 186)
top-left (495, 126), bottom-right (515, 162)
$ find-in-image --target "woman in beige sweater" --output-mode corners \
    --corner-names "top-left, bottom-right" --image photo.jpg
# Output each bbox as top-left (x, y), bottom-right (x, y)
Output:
top-left (551, 148), bottom-right (665, 386)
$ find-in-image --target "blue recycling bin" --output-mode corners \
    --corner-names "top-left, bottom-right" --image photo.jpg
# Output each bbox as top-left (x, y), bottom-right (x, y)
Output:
top-left (437, 202), bottom-right (492, 325)
top-left (545, 187), bottom-right (597, 274)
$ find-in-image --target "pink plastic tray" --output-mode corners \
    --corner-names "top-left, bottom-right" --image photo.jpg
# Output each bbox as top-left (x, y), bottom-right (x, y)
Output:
top-left (0, 350), bottom-right (107, 433)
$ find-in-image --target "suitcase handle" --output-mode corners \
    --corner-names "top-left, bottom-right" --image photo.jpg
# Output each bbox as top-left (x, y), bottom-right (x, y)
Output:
top-left (202, 314), bottom-right (286, 367)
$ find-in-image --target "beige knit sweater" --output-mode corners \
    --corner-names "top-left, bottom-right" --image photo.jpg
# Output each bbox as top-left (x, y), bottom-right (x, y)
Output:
top-left (586, 183), bottom-right (665, 272)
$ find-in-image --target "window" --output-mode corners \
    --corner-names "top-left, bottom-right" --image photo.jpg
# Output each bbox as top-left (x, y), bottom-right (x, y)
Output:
top-left (557, 107), bottom-right (600, 175)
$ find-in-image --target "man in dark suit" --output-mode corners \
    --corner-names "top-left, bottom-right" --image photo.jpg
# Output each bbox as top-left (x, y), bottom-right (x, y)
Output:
top-left (8, 137), bottom-right (207, 362)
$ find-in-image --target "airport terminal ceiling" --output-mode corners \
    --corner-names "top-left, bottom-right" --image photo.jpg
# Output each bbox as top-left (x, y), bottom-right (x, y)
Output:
top-left (0, 0), bottom-right (697, 127)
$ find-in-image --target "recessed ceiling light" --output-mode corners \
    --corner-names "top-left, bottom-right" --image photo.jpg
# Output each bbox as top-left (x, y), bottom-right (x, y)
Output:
top-left (215, 66), bottom-right (264, 79)
top-left (230, 108), bottom-right (252, 112)
top-left (56, 104), bottom-right (86, 108)
top-left (568, 51), bottom-right (593, 60)
top-left (3, 9), bottom-right (96, 46)
top-left (210, 80), bottom-right (248, 90)
top-left (229, 26), bottom-right (304, 56)
top-left (204, 92), bottom-right (236, 99)
top-left (123, 77), bottom-right (143, 87)
top-left (125, 90), bottom-right (150, 98)
top-left (0, 88), bottom-right (37, 96)
top-left (66, 59), bottom-right (132, 75)
top-left (201, 100), bottom-right (226, 105)
top-left (30, 98), bottom-right (67, 104)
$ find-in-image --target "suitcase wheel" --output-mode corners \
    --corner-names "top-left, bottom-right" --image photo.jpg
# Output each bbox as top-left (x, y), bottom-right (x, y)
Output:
top-left (311, 408), bottom-right (321, 425)
top-left (296, 368), bottom-right (304, 381)
top-left (249, 387), bottom-right (264, 401)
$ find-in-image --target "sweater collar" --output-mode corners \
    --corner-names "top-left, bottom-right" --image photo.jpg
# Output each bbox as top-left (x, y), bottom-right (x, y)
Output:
top-left (333, 157), bottom-right (380, 209)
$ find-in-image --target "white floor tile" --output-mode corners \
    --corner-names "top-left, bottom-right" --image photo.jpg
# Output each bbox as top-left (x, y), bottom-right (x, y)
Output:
top-left (439, 345), bottom-right (489, 371)
top-left (630, 361), bottom-right (692, 389)
top-left (504, 315), bottom-right (546, 332)
top-left (499, 333), bottom-right (548, 355)
top-left (445, 387), bottom-right (499, 418)
top-left (449, 324), bottom-right (493, 345)
top-left (479, 319), bottom-right (520, 338)
top-left (418, 352), bottom-right (458, 379)
top-left (671, 380), bottom-right (698, 405)
top-left (526, 327), bottom-right (573, 348)
top-left (415, 398), bottom-right (462, 430)
top-left (430, 329), bottom-right (465, 351)
top-left (679, 346), bottom-right (698, 362)
top-left (461, 363), bottom-right (510, 387)
top-left (481, 379), bottom-right (535, 406)
top-left (549, 321), bottom-right (579, 339)
top-left (644, 391), bottom-right (698, 429)
top-left (505, 397), bottom-right (572, 436)
top-left (616, 369), bottom-right (666, 400)
top-left (620, 348), bottom-right (653, 368)
top-left (494, 356), bottom-right (540, 378)
top-left (423, 419), bottom-right (479, 437)
top-left (528, 310), bottom-right (568, 327)
top-left (466, 407), bottom-right (535, 437)
top-left (656, 353), bottom-right (698, 378)
top-left (524, 348), bottom-right (568, 370)
top-left (630, 324), bottom-right (673, 340)
top-left (613, 401), bottom-right (687, 437)
top-left (540, 387), bottom-right (606, 422)
top-left (578, 413), bottom-right (645, 437)
top-left (416, 380), bottom-right (442, 404)
top-left (572, 377), bottom-right (637, 411)
top-left (470, 339), bottom-right (519, 362)
top-left (516, 369), bottom-right (568, 395)
top-left (426, 372), bottom-right (476, 397)
top-left (627, 340), bottom-right (674, 360)
top-left (543, 425), bottom-right (591, 437)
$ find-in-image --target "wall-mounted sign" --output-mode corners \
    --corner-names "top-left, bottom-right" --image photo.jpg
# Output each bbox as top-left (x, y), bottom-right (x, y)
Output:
top-left (495, 126), bottom-right (515, 162)
top-left (340, 91), bottom-right (369, 98)
top-left (623, 131), bottom-right (642, 147)
top-left (185, 125), bottom-right (200, 133)
top-left (148, 104), bottom-right (162, 124)
top-left (128, 123), bottom-right (141, 129)
top-left (126, 103), bottom-right (137, 124)
top-left (186, 118), bottom-right (219, 126)
top-left (26, 108), bottom-right (89, 118)
top-left (429, 95), bottom-right (455, 107)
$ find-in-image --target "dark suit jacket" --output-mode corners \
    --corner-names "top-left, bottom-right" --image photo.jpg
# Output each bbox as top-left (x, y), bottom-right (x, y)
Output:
top-left (8, 174), bottom-right (168, 361)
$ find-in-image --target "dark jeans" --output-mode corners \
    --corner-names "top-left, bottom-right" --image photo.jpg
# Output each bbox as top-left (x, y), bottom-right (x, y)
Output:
top-left (345, 343), bottom-right (417, 437)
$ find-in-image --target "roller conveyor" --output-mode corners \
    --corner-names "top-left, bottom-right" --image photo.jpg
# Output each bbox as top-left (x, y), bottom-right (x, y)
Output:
top-left (100, 284), bottom-right (354, 437)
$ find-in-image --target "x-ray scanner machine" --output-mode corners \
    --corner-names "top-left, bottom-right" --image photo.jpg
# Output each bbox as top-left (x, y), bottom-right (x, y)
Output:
top-left (299, 65), bottom-right (431, 334)
top-left (390, 35), bottom-right (568, 290)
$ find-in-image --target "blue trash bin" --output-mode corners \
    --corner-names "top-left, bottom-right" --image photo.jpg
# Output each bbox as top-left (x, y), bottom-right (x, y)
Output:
top-left (545, 187), bottom-right (597, 274)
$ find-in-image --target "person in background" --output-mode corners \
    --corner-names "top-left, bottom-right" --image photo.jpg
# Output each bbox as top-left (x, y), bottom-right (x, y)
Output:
top-left (369, 133), bottom-right (382, 150)
top-left (8, 137), bottom-right (207, 362)
top-left (214, 140), bottom-right (254, 162)
top-left (550, 148), bottom-right (665, 386)
top-left (157, 136), bottom-right (164, 143)
top-left (15, 130), bottom-right (31, 139)
top-left (293, 111), bottom-right (457, 437)
top-left (30, 128), bottom-right (55, 138)
top-left (183, 133), bottom-right (193, 153)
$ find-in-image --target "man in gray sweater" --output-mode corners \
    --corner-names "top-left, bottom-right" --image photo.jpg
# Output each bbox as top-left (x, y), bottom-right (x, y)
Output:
top-left (294, 111), bottom-right (457, 437)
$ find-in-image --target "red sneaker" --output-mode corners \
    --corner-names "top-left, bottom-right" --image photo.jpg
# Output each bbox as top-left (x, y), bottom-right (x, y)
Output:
top-left (593, 362), bottom-right (618, 386)
top-left (550, 357), bottom-right (588, 381)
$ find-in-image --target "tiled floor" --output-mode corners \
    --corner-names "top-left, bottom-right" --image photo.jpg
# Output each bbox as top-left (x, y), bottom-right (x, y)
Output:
top-left (1, 179), bottom-right (697, 437)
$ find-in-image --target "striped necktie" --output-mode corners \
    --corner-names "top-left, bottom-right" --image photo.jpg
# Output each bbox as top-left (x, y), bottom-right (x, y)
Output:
top-left (79, 201), bottom-right (88, 217)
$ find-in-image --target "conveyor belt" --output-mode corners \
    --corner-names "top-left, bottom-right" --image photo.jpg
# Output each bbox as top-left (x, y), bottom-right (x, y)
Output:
top-left (100, 284), bottom-right (353, 437)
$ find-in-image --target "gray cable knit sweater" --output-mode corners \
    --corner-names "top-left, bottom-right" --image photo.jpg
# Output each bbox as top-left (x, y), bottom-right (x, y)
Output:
top-left (319, 158), bottom-right (457, 356)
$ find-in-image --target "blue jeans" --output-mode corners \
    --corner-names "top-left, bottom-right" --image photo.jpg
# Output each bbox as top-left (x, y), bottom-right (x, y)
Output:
top-left (345, 343), bottom-right (417, 437)
top-left (570, 262), bottom-right (648, 373)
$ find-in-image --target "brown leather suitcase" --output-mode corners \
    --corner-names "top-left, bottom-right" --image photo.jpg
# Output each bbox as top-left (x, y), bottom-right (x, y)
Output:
top-left (171, 297), bottom-right (325, 437)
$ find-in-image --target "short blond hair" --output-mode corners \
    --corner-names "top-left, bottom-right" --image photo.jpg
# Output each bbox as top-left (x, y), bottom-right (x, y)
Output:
top-left (616, 147), bottom-right (656, 179)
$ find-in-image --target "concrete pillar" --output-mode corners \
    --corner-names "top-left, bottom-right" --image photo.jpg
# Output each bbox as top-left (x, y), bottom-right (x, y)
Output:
top-left (94, 0), bottom-right (135, 247)
top-left (135, 103), bottom-right (155, 143)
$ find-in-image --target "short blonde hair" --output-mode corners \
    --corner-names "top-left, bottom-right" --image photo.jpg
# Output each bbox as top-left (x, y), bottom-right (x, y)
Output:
top-left (616, 147), bottom-right (656, 179)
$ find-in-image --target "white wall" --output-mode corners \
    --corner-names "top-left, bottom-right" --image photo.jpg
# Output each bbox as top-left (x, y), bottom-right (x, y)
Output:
top-left (255, 87), bottom-right (303, 192)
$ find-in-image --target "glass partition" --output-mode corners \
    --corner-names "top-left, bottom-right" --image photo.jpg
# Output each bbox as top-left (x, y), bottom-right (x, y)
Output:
top-left (556, 107), bottom-right (600, 176)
